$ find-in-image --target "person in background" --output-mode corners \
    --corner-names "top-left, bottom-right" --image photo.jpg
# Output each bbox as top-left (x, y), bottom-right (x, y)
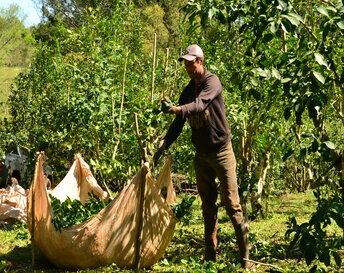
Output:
top-left (154, 45), bottom-right (253, 269)
top-left (0, 158), bottom-right (8, 188)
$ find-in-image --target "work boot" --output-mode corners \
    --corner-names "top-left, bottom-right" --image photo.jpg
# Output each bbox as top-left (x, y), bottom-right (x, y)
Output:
top-left (204, 218), bottom-right (218, 261)
top-left (233, 221), bottom-right (250, 268)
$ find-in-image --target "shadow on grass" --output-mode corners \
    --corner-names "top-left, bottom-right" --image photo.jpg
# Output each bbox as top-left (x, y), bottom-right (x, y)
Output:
top-left (1, 245), bottom-right (66, 273)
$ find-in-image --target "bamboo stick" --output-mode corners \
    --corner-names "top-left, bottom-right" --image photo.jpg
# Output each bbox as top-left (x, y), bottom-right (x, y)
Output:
top-left (169, 60), bottom-right (178, 98)
top-left (112, 94), bottom-right (115, 135)
top-left (67, 82), bottom-right (70, 111)
top-left (112, 48), bottom-right (129, 160)
top-left (163, 48), bottom-right (169, 97)
top-left (150, 33), bottom-right (157, 104)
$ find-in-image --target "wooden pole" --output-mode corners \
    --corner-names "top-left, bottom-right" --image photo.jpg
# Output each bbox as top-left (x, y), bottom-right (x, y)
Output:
top-left (134, 165), bottom-right (148, 270)
top-left (150, 33), bottom-right (157, 104)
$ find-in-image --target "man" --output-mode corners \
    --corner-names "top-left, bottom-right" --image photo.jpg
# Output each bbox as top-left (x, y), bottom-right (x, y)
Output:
top-left (154, 45), bottom-right (252, 269)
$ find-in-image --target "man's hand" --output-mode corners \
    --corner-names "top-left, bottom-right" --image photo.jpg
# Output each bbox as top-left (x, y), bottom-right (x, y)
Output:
top-left (167, 105), bottom-right (182, 115)
top-left (160, 97), bottom-right (182, 115)
top-left (153, 141), bottom-right (167, 166)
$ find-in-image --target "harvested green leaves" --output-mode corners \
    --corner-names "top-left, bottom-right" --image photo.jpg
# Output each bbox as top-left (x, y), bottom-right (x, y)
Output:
top-left (50, 192), bottom-right (108, 231)
top-left (169, 195), bottom-right (196, 222)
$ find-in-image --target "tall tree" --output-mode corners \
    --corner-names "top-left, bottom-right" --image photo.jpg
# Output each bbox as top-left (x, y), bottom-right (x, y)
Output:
top-left (0, 5), bottom-right (34, 66)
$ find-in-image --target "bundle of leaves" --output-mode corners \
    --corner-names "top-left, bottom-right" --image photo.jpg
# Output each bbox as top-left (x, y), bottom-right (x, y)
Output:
top-left (50, 192), bottom-right (109, 231)
top-left (170, 194), bottom-right (196, 224)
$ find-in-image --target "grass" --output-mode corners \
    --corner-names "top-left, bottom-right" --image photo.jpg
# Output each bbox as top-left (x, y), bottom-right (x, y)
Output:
top-left (0, 191), bottom-right (343, 273)
top-left (0, 66), bottom-right (25, 120)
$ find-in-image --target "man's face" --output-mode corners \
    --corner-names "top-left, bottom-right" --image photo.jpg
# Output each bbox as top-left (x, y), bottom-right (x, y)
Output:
top-left (184, 58), bottom-right (203, 80)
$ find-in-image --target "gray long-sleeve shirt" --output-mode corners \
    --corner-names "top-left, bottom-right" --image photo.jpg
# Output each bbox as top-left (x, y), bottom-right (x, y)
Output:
top-left (164, 69), bottom-right (230, 153)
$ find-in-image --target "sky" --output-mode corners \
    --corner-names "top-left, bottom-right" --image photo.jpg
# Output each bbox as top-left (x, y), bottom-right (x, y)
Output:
top-left (0, 0), bottom-right (41, 27)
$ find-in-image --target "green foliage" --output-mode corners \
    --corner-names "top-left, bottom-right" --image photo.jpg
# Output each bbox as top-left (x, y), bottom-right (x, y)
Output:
top-left (182, 0), bottom-right (344, 221)
top-left (50, 192), bottom-right (109, 231)
top-left (7, 4), bottom-right (143, 186)
top-left (140, 4), bottom-right (170, 53)
top-left (285, 191), bottom-right (343, 269)
top-left (0, 66), bottom-right (24, 121)
top-left (160, 256), bottom-right (240, 273)
top-left (3, 2), bottom-right (193, 188)
top-left (0, 5), bottom-right (35, 66)
top-left (170, 194), bottom-right (196, 223)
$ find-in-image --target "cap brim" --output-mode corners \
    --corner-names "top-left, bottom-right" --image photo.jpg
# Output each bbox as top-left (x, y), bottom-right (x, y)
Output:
top-left (178, 55), bottom-right (196, 62)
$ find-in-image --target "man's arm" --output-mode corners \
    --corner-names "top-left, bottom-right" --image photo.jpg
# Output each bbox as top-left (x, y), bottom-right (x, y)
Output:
top-left (163, 115), bottom-right (185, 149)
top-left (153, 115), bottom-right (185, 165)
top-left (180, 74), bottom-right (222, 117)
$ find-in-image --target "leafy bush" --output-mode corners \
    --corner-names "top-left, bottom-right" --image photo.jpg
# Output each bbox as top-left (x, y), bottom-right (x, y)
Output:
top-left (285, 191), bottom-right (343, 271)
top-left (5, 3), bottom-right (193, 190)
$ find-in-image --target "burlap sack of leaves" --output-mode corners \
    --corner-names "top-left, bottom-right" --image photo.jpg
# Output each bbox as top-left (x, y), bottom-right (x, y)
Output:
top-left (0, 181), bottom-right (27, 224)
top-left (27, 152), bottom-right (178, 270)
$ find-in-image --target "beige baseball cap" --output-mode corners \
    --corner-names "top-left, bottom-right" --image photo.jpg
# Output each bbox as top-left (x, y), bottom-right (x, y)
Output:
top-left (178, 45), bottom-right (204, 61)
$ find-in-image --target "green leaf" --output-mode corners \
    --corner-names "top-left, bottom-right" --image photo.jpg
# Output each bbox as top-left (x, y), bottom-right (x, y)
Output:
top-left (312, 71), bottom-right (325, 84)
top-left (323, 141), bottom-right (336, 149)
top-left (314, 53), bottom-right (329, 68)
top-left (271, 68), bottom-right (281, 79)
top-left (208, 8), bottom-right (217, 19)
top-left (326, 6), bottom-right (337, 12)
top-left (251, 77), bottom-right (259, 86)
top-left (317, 5), bottom-right (329, 17)
top-left (277, 0), bottom-right (287, 10)
top-left (270, 21), bottom-right (278, 33)
top-left (281, 77), bottom-right (292, 83)
top-left (337, 20), bottom-right (344, 29)
top-left (289, 12), bottom-right (303, 22)
top-left (281, 14), bottom-right (300, 26)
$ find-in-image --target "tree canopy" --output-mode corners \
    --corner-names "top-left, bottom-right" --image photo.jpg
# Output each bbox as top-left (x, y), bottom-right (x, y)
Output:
top-left (0, 5), bottom-right (35, 66)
